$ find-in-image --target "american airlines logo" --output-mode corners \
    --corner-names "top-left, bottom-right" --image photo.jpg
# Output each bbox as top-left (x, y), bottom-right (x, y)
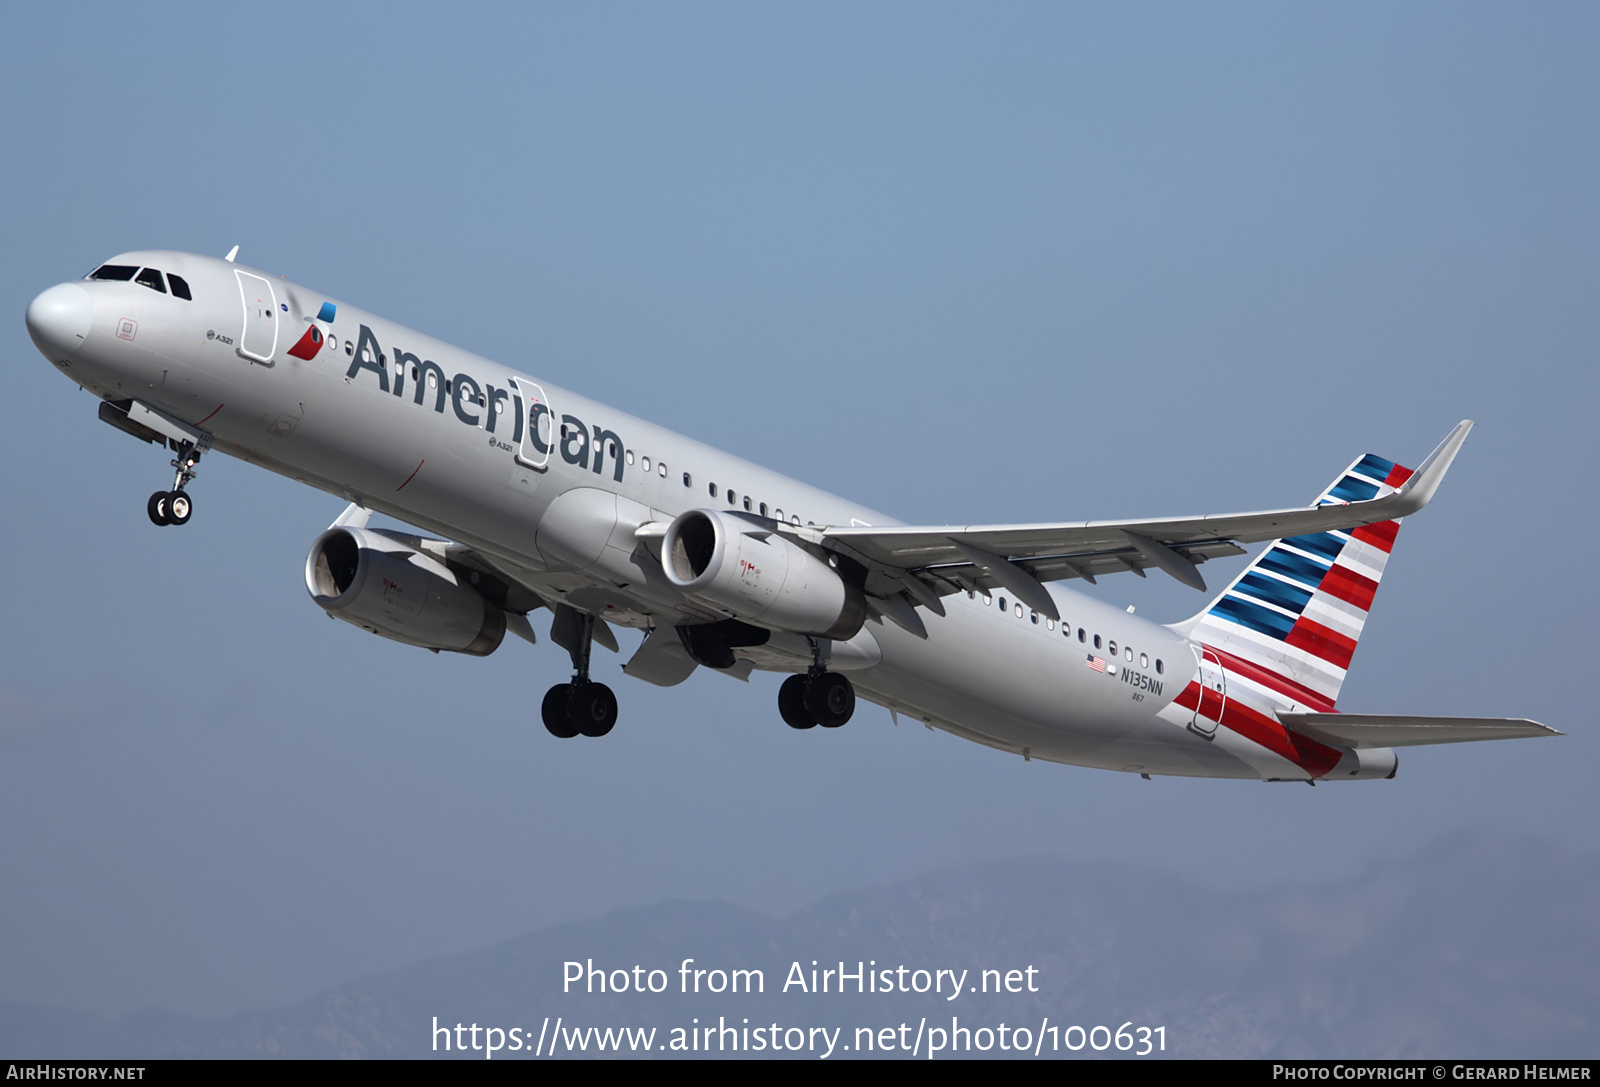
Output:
top-left (343, 324), bottom-right (628, 482)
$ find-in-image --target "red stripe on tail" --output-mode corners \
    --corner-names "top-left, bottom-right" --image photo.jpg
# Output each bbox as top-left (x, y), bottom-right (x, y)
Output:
top-left (1318, 565), bottom-right (1379, 611)
top-left (1351, 519), bottom-right (1400, 552)
top-left (1285, 618), bottom-right (1357, 670)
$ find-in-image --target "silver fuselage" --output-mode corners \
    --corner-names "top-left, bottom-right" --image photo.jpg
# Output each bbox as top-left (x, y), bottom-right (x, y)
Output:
top-left (29, 250), bottom-right (1377, 781)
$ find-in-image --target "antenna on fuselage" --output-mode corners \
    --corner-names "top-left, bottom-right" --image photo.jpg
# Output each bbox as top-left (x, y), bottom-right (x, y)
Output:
top-left (224, 245), bottom-right (239, 263)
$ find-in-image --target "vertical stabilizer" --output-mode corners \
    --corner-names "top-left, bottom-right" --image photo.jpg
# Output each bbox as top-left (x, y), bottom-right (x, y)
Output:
top-left (1178, 453), bottom-right (1414, 709)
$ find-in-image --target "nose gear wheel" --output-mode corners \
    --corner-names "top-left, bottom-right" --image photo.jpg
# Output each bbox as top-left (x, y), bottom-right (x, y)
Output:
top-left (145, 438), bottom-right (205, 527)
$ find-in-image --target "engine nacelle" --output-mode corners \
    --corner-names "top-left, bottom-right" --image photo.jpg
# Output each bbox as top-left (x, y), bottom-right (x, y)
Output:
top-left (305, 527), bottom-right (505, 655)
top-left (1324, 745), bottom-right (1399, 781)
top-left (661, 509), bottom-right (866, 640)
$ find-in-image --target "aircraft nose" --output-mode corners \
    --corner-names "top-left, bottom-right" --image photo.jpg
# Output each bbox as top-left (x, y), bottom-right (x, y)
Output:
top-left (26, 282), bottom-right (94, 362)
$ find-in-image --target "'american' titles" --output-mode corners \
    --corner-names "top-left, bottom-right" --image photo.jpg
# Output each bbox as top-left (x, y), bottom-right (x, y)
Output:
top-left (342, 323), bottom-right (628, 482)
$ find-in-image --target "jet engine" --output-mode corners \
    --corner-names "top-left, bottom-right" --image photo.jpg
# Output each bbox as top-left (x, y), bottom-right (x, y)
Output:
top-left (305, 527), bottom-right (506, 655)
top-left (661, 509), bottom-right (866, 640)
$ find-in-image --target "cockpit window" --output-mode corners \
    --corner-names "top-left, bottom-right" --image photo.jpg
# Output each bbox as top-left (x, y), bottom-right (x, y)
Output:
top-left (88, 264), bottom-right (138, 281)
top-left (168, 274), bottom-right (193, 301)
top-left (135, 268), bottom-right (167, 294)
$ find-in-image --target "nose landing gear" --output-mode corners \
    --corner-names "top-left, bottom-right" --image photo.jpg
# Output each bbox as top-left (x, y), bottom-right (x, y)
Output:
top-left (146, 440), bottom-right (203, 527)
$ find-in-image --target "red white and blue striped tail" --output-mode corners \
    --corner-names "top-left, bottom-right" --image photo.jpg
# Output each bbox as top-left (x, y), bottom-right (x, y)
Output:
top-left (1183, 452), bottom-right (1415, 710)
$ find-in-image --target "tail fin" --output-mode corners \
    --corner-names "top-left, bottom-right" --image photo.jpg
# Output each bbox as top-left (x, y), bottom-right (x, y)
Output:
top-left (1179, 452), bottom-right (1415, 709)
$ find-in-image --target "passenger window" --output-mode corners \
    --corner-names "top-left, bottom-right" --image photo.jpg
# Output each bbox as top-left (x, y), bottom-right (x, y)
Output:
top-left (998, 596), bottom-right (1007, 611)
top-left (1125, 647), bottom-right (1133, 662)
top-left (1030, 611), bottom-right (1039, 624)
top-left (982, 593), bottom-right (992, 606)
top-left (1014, 603), bottom-right (1023, 618)
top-left (743, 496), bottom-right (752, 511)
top-left (168, 274), bottom-right (193, 300)
top-left (792, 516), bottom-right (801, 525)
top-left (345, 342), bottom-right (354, 356)
top-left (641, 456), bottom-right (651, 472)
top-left (1156, 659), bottom-right (1164, 675)
top-left (759, 503), bottom-right (768, 517)
top-left (683, 472), bottom-right (692, 487)
top-left (775, 508), bottom-right (783, 520)
top-left (1078, 628), bottom-right (1086, 642)
top-left (1094, 634), bottom-right (1102, 649)
top-left (626, 451), bottom-right (635, 466)
top-left (1047, 619), bottom-right (1056, 631)
top-left (135, 267), bottom-right (166, 294)
top-left (1140, 653), bottom-right (1149, 668)
top-left (727, 490), bottom-right (737, 506)
top-left (1108, 640), bottom-right (1117, 656)
top-left (658, 462), bottom-right (667, 478)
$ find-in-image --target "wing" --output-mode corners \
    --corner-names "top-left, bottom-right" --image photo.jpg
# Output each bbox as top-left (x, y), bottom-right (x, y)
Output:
top-left (799, 421), bottom-right (1473, 624)
top-left (442, 545), bottom-right (628, 653)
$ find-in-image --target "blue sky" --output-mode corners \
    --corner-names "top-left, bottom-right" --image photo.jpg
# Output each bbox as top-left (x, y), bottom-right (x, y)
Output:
top-left (1, 3), bottom-right (1595, 1019)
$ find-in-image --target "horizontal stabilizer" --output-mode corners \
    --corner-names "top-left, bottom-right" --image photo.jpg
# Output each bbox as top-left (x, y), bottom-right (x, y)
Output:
top-left (1280, 712), bottom-right (1561, 749)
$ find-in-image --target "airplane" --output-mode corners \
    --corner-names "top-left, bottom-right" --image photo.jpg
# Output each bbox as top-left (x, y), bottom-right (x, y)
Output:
top-left (24, 248), bottom-right (1559, 781)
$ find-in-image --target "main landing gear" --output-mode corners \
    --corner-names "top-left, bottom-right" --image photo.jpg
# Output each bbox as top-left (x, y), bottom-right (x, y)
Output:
top-left (541, 609), bottom-right (619, 739)
top-left (777, 638), bottom-right (856, 730)
top-left (146, 440), bottom-right (203, 527)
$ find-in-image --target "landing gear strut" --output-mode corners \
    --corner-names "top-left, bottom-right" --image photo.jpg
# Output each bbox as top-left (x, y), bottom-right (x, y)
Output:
top-left (777, 637), bottom-right (856, 730)
top-left (541, 607), bottom-right (619, 739)
top-left (146, 440), bottom-right (203, 527)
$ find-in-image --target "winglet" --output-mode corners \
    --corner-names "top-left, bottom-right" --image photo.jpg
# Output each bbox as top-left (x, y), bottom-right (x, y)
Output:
top-left (1386, 420), bottom-right (1472, 517)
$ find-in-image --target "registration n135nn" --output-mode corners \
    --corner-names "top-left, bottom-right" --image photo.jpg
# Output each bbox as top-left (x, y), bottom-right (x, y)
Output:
top-left (25, 249), bottom-right (1558, 781)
